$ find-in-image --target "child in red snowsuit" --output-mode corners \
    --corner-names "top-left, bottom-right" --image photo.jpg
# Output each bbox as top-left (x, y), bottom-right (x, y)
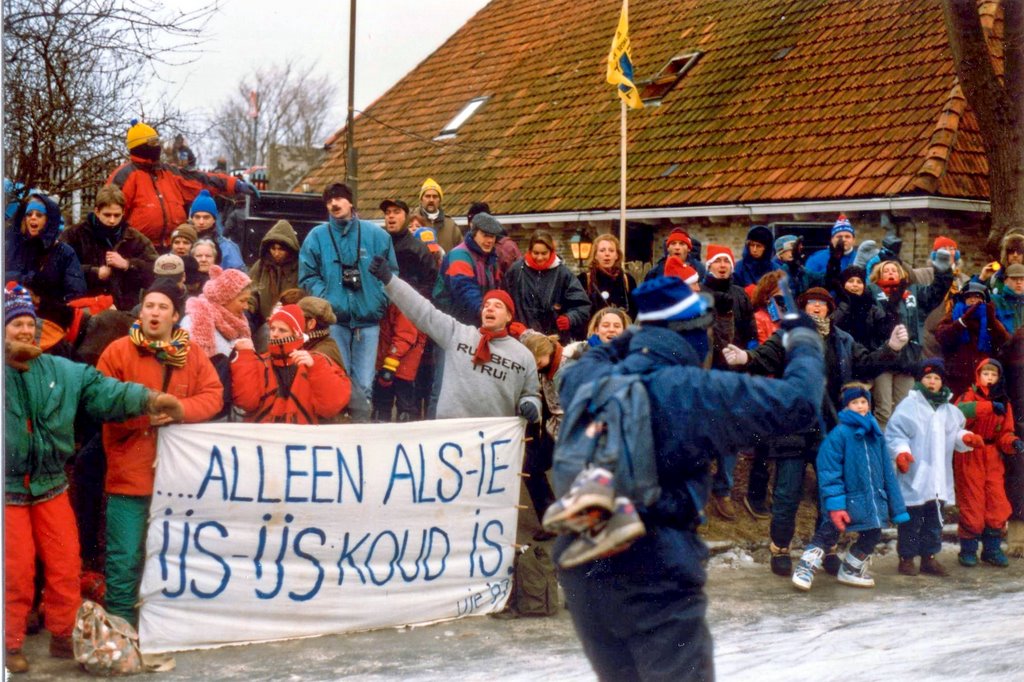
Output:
top-left (231, 305), bottom-right (350, 424)
top-left (372, 303), bottom-right (427, 422)
top-left (953, 358), bottom-right (1024, 566)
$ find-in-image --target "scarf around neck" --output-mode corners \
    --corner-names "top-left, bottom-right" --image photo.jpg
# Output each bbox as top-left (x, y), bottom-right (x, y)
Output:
top-left (184, 295), bottom-right (252, 357)
top-left (269, 335), bottom-right (304, 365)
top-left (129, 322), bottom-right (190, 368)
top-left (839, 408), bottom-right (882, 437)
top-left (473, 326), bottom-right (509, 366)
top-left (914, 382), bottom-right (952, 409)
top-left (812, 314), bottom-right (831, 337)
top-left (525, 250), bottom-right (558, 271)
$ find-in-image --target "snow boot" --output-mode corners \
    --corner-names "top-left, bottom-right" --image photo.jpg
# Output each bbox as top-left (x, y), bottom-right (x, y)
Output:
top-left (1007, 519), bottom-right (1024, 558)
top-left (5, 649), bottom-right (28, 674)
top-left (981, 527), bottom-right (1009, 568)
top-left (542, 467), bottom-right (615, 534)
top-left (958, 538), bottom-right (979, 567)
top-left (837, 549), bottom-right (875, 588)
top-left (769, 542), bottom-right (792, 577)
top-left (822, 545), bottom-right (841, 576)
top-left (744, 496), bottom-right (770, 520)
top-left (557, 497), bottom-right (646, 569)
top-left (919, 554), bottom-right (948, 577)
top-left (898, 557), bottom-right (919, 576)
top-left (791, 545), bottom-right (824, 591)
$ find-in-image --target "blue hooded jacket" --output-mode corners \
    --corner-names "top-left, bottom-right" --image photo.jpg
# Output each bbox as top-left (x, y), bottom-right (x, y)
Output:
top-left (733, 225), bottom-right (777, 288)
top-left (817, 409), bottom-right (907, 531)
top-left (557, 324), bottom-right (823, 579)
top-left (298, 214), bottom-right (398, 327)
top-left (5, 193), bottom-right (86, 305)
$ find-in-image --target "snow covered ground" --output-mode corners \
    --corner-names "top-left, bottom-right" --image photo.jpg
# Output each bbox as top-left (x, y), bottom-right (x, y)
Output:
top-left (14, 546), bottom-right (1023, 680)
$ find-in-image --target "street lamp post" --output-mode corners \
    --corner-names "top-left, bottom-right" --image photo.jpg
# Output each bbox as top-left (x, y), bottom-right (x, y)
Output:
top-left (569, 228), bottom-right (593, 270)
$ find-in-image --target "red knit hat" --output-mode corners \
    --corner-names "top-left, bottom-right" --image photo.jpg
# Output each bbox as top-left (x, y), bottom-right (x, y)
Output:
top-left (933, 236), bottom-right (958, 252)
top-left (705, 244), bottom-right (734, 269)
top-left (482, 289), bottom-right (515, 320)
top-left (202, 265), bottom-right (252, 306)
top-left (664, 255), bottom-right (699, 285)
top-left (666, 228), bottom-right (692, 249)
top-left (269, 304), bottom-right (306, 339)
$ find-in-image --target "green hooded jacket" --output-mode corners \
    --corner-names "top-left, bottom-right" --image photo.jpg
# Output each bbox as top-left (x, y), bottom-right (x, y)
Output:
top-left (5, 353), bottom-right (151, 499)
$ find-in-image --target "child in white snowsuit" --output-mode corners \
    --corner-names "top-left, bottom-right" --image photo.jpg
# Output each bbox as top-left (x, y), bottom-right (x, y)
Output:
top-left (793, 383), bottom-right (910, 591)
top-left (885, 358), bottom-right (973, 577)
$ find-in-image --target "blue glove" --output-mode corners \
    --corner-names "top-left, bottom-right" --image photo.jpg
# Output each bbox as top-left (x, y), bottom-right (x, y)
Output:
top-left (368, 255), bottom-right (393, 284)
top-left (586, 333), bottom-right (603, 347)
top-left (518, 400), bottom-right (540, 424)
top-left (892, 512), bottom-right (910, 525)
top-left (236, 181), bottom-right (260, 198)
top-left (992, 402), bottom-right (1006, 416)
top-left (1013, 440), bottom-right (1024, 457)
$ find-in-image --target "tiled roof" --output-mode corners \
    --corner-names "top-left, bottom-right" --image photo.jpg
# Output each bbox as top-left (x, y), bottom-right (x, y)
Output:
top-left (300, 0), bottom-right (992, 215)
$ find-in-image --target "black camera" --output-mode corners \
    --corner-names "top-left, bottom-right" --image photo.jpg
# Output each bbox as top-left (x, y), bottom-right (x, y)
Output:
top-left (341, 264), bottom-right (362, 292)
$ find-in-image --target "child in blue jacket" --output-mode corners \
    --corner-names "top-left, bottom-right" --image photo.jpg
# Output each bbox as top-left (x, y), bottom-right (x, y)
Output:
top-left (793, 383), bottom-right (909, 591)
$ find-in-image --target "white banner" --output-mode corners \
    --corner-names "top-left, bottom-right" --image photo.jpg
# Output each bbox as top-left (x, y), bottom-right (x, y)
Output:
top-left (139, 418), bottom-right (525, 653)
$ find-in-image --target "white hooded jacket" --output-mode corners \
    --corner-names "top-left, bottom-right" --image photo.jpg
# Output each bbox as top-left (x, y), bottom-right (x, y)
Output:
top-left (884, 389), bottom-right (971, 506)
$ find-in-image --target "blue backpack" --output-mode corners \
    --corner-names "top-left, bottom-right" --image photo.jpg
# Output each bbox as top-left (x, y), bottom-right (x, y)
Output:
top-left (552, 370), bottom-right (661, 507)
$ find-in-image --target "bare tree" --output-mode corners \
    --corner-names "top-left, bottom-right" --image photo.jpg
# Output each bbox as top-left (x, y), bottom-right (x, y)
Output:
top-left (211, 60), bottom-right (337, 168)
top-left (942, 0), bottom-right (1024, 255)
top-left (2, 0), bottom-right (216, 199)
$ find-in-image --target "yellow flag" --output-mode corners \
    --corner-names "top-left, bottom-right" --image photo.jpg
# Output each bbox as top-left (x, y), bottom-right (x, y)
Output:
top-left (606, 0), bottom-right (643, 109)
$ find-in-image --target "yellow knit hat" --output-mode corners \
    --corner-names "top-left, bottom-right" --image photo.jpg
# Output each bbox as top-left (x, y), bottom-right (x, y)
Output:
top-left (126, 119), bottom-right (159, 151)
top-left (419, 177), bottom-right (443, 201)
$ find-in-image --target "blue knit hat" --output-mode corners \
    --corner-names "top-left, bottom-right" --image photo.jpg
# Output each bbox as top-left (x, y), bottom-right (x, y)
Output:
top-left (774, 234), bottom-right (798, 255)
top-left (634, 277), bottom-right (710, 323)
top-left (189, 190), bottom-right (218, 219)
top-left (831, 213), bottom-right (854, 238)
top-left (841, 384), bottom-right (872, 408)
top-left (4, 282), bottom-right (36, 323)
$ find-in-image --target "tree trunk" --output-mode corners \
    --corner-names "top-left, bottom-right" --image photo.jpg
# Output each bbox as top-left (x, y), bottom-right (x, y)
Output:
top-left (942, 0), bottom-right (1024, 257)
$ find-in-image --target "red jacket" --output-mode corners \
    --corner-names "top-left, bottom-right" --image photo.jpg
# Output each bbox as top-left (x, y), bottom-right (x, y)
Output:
top-left (98, 336), bottom-right (224, 496)
top-left (376, 304), bottom-right (427, 382)
top-left (106, 155), bottom-right (242, 248)
top-left (231, 348), bottom-right (350, 424)
top-left (955, 360), bottom-right (1018, 454)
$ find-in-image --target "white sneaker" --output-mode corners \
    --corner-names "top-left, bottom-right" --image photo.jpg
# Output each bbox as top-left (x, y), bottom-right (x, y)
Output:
top-left (791, 546), bottom-right (824, 591)
top-left (837, 551), bottom-right (875, 588)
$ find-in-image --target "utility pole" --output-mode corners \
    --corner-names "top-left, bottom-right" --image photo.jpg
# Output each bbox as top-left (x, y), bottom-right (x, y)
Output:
top-left (345, 0), bottom-right (358, 205)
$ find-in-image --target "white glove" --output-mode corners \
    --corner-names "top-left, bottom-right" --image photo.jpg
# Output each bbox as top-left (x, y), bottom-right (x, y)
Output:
top-left (888, 324), bottom-right (909, 352)
top-left (722, 344), bottom-right (749, 366)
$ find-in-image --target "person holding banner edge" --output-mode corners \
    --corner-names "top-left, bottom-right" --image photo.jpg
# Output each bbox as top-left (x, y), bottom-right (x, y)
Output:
top-left (96, 280), bottom-right (224, 628)
top-left (367, 255), bottom-right (541, 423)
top-left (4, 283), bottom-right (186, 673)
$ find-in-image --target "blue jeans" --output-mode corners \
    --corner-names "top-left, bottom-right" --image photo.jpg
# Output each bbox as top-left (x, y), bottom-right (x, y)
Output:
top-left (810, 522), bottom-right (881, 558)
top-left (329, 323), bottom-right (379, 410)
top-left (897, 501), bottom-right (943, 559)
top-left (769, 457), bottom-right (816, 548)
top-left (712, 452), bottom-right (737, 498)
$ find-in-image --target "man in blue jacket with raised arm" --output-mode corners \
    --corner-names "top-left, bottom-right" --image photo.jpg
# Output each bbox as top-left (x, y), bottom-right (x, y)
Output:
top-left (555, 274), bottom-right (825, 681)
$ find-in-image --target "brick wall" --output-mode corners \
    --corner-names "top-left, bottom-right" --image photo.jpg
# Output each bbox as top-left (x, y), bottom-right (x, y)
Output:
top-left (507, 209), bottom-right (992, 277)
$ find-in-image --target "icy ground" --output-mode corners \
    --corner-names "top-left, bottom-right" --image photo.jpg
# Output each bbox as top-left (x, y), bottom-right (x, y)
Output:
top-left (14, 546), bottom-right (1023, 681)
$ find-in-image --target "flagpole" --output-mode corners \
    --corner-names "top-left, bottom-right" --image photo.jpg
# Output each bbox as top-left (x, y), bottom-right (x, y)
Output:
top-left (619, 99), bottom-right (627, 247)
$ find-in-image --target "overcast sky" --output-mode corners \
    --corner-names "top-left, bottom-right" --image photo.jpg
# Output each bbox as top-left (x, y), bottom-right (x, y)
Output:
top-left (151, 0), bottom-right (490, 164)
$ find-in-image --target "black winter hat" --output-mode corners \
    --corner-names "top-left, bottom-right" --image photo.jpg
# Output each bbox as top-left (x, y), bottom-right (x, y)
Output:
top-left (840, 265), bottom-right (867, 286)
top-left (142, 278), bottom-right (184, 316)
top-left (915, 358), bottom-right (947, 382)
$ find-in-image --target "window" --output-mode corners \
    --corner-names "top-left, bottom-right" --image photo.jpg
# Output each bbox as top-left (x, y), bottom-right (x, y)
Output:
top-left (639, 52), bottom-right (703, 105)
top-left (435, 96), bottom-right (488, 140)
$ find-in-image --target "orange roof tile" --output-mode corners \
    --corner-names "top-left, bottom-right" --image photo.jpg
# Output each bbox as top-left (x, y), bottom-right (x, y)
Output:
top-left (300, 0), bottom-right (993, 215)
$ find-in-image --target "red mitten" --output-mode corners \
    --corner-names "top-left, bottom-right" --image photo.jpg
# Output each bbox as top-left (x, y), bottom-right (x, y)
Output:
top-left (829, 510), bottom-right (851, 532)
top-left (556, 314), bottom-right (571, 331)
top-left (963, 432), bottom-right (985, 449)
top-left (895, 451), bottom-right (914, 474)
top-left (508, 321), bottom-right (528, 338)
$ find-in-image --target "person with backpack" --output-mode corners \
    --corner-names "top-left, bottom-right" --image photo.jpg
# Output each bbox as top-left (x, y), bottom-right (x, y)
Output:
top-left (551, 273), bottom-right (825, 681)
